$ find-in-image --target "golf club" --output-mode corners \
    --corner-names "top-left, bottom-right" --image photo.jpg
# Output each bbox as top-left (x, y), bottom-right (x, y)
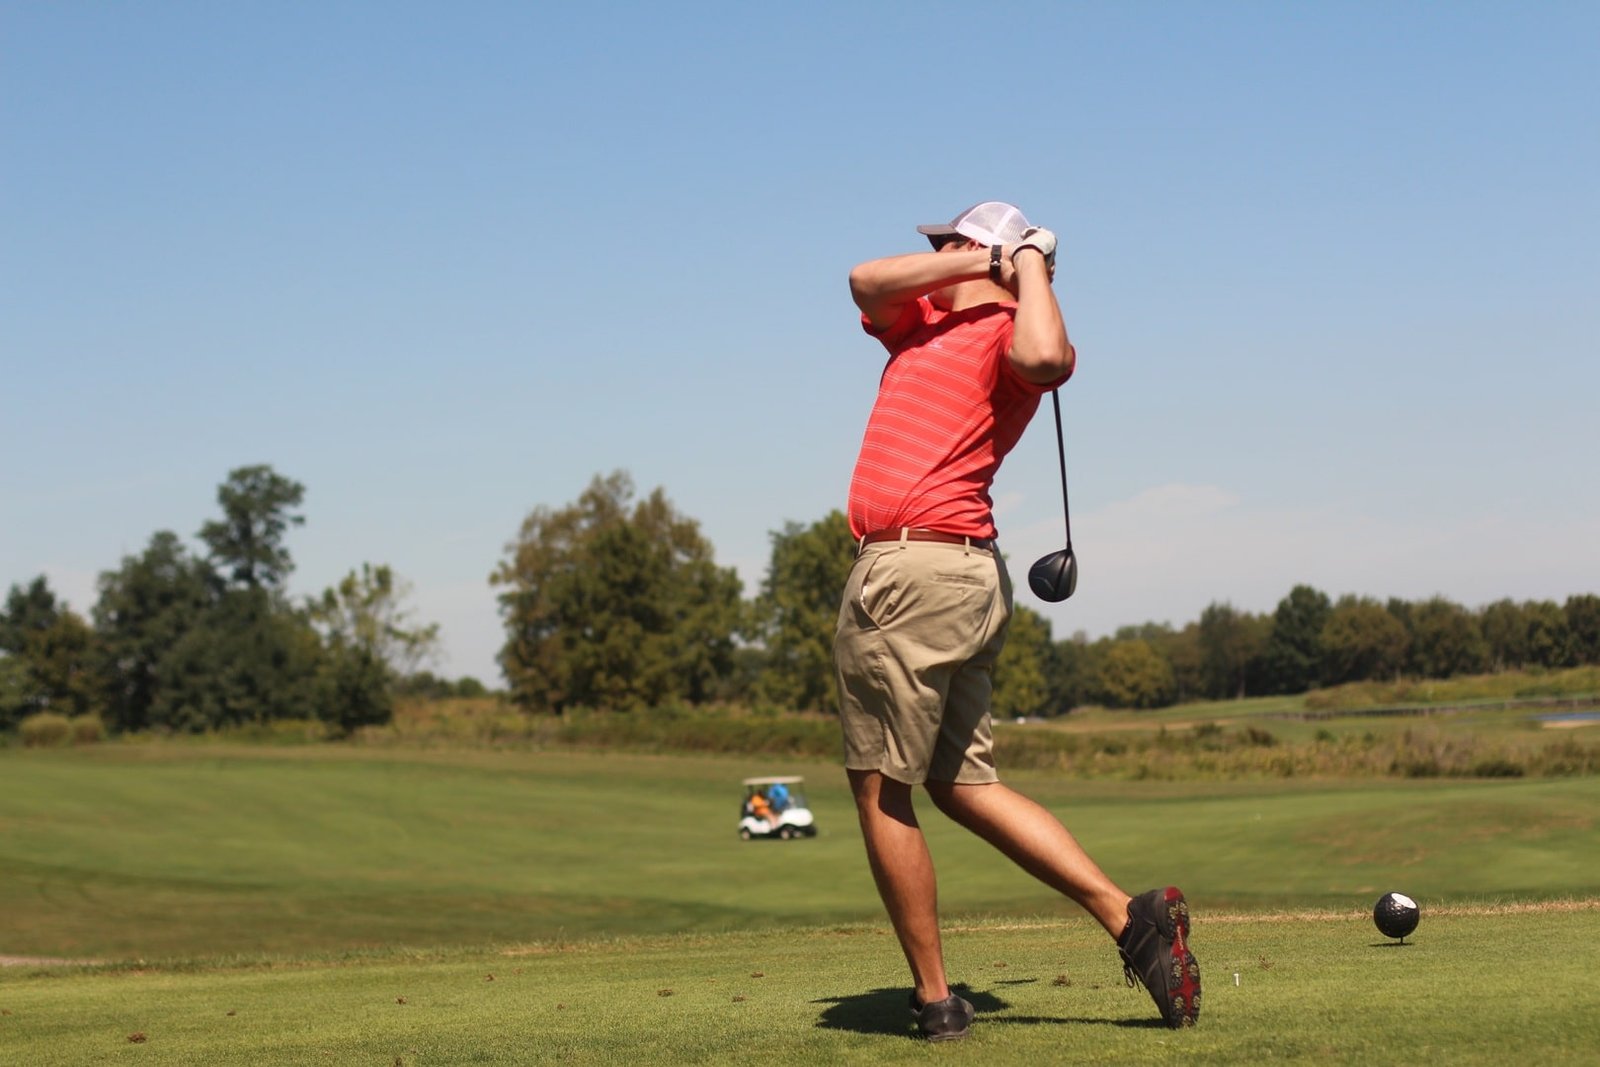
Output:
top-left (1028, 389), bottom-right (1078, 602)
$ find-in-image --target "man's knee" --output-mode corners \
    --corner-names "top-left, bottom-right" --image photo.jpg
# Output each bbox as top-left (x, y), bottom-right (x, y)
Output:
top-left (850, 769), bottom-right (918, 822)
top-left (924, 779), bottom-right (964, 817)
top-left (925, 779), bottom-right (999, 824)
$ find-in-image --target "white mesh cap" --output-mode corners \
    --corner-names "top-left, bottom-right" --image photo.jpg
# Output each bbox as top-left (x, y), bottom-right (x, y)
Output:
top-left (916, 201), bottom-right (1032, 246)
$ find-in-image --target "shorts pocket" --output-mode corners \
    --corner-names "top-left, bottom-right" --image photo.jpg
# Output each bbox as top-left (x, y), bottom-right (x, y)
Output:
top-left (932, 572), bottom-right (985, 587)
top-left (855, 552), bottom-right (899, 628)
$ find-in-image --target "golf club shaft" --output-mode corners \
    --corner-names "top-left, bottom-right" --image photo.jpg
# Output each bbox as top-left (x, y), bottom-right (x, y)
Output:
top-left (1051, 389), bottom-right (1072, 547)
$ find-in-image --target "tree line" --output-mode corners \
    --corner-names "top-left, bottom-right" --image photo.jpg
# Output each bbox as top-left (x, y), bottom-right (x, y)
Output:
top-left (492, 472), bottom-right (1600, 716)
top-left (1, 465), bottom-right (444, 737)
top-left (6, 466), bottom-right (1599, 735)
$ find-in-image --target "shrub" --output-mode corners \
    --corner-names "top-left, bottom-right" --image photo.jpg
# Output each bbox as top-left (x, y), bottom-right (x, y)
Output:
top-left (1400, 757), bottom-right (1441, 778)
top-left (221, 718), bottom-right (330, 744)
top-left (19, 712), bottom-right (72, 747)
top-left (69, 714), bottom-right (106, 744)
top-left (1471, 758), bottom-right (1525, 778)
top-left (1240, 726), bottom-right (1277, 747)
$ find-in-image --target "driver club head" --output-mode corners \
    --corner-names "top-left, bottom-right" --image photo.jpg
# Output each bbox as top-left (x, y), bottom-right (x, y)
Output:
top-left (1028, 548), bottom-right (1078, 602)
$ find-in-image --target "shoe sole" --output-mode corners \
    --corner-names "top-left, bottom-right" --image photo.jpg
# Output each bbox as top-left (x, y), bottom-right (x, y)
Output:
top-left (925, 1030), bottom-right (969, 1043)
top-left (1157, 887), bottom-right (1202, 1027)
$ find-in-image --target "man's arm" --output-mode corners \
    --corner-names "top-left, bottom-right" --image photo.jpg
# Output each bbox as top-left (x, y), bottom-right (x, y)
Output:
top-left (848, 250), bottom-right (991, 332)
top-left (1005, 247), bottom-right (1075, 385)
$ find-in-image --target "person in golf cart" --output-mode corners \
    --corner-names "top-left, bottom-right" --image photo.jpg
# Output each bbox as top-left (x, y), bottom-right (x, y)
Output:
top-left (744, 788), bottom-right (777, 828)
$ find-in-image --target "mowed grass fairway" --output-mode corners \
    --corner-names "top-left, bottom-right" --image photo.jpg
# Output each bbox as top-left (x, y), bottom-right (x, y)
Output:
top-left (5, 908), bottom-right (1598, 1065)
top-left (3, 743), bottom-right (1599, 1063)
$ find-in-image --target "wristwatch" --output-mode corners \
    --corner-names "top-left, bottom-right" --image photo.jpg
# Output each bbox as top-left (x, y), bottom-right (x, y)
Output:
top-left (989, 245), bottom-right (1003, 282)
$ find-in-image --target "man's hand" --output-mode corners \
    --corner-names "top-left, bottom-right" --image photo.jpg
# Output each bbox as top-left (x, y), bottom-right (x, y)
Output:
top-left (1007, 226), bottom-right (1057, 269)
top-left (996, 226), bottom-right (1058, 292)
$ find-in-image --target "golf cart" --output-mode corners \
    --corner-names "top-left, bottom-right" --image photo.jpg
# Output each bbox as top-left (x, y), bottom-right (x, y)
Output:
top-left (738, 776), bottom-right (816, 841)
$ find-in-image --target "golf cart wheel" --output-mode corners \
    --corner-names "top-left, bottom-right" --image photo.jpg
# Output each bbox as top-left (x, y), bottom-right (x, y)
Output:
top-left (738, 827), bottom-right (752, 841)
top-left (778, 826), bottom-right (795, 840)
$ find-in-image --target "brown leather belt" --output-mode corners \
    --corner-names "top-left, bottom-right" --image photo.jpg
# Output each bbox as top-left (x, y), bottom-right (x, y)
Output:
top-left (858, 528), bottom-right (995, 553)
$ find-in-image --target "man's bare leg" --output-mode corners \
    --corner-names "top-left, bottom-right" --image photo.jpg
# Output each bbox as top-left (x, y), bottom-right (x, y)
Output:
top-left (848, 768), bottom-right (950, 1006)
top-left (925, 780), bottom-right (1132, 937)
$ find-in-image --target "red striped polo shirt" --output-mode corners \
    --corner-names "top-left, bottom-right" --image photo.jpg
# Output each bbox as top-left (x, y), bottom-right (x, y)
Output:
top-left (846, 297), bottom-right (1066, 540)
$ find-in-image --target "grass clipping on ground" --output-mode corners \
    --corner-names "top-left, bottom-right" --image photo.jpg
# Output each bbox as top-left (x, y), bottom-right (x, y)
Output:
top-left (3, 903), bottom-right (1598, 1066)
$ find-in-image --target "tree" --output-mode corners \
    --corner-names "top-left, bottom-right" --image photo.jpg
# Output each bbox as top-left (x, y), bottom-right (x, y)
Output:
top-left (1094, 638), bottom-right (1175, 709)
top-left (148, 587), bottom-right (323, 732)
top-left (313, 640), bottom-right (390, 736)
top-left (1522, 600), bottom-right (1570, 669)
top-left (0, 655), bottom-right (31, 731)
top-left (309, 564), bottom-right (440, 678)
top-left (20, 611), bottom-right (99, 718)
top-left (750, 511), bottom-right (856, 712)
top-left (396, 672), bottom-right (490, 699)
top-left (199, 465), bottom-right (306, 589)
top-left (1566, 594), bottom-right (1600, 665)
top-left (1321, 596), bottom-right (1408, 684)
top-left (1197, 601), bottom-right (1268, 699)
top-left (308, 564), bottom-right (442, 733)
top-left (1409, 596), bottom-right (1488, 678)
top-left (137, 466), bottom-right (321, 733)
top-left (1152, 623), bottom-right (1204, 704)
top-left (0, 576), bottom-right (99, 724)
top-left (1051, 632), bottom-right (1097, 713)
top-left (92, 532), bottom-right (216, 732)
top-left (1259, 585), bottom-right (1331, 694)
top-left (1479, 598), bottom-right (1529, 670)
top-left (492, 471), bottom-right (743, 712)
top-left (1, 576), bottom-right (61, 655)
top-left (992, 605), bottom-right (1055, 718)
top-left (1385, 597), bottom-right (1417, 667)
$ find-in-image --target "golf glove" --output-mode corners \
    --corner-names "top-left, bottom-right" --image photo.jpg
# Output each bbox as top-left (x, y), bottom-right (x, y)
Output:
top-left (1010, 226), bottom-right (1057, 269)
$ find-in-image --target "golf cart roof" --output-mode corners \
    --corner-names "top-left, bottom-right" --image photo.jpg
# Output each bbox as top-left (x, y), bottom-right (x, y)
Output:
top-left (742, 776), bottom-right (805, 786)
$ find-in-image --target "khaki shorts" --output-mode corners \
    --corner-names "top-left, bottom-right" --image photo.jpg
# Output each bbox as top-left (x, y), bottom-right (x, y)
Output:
top-left (833, 539), bottom-right (1013, 785)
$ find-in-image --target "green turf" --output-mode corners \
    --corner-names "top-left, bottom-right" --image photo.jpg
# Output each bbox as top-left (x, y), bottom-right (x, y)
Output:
top-left (3, 745), bottom-right (1598, 959)
top-left (3, 907), bottom-right (1597, 1065)
top-left (3, 744), bottom-right (1598, 1063)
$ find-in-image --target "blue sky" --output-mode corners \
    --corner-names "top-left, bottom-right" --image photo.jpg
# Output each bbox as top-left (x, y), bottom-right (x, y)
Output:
top-left (4, 2), bottom-right (1597, 685)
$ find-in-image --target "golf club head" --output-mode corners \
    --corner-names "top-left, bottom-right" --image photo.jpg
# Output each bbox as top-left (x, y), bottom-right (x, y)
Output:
top-left (1028, 548), bottom-right (1078, 602)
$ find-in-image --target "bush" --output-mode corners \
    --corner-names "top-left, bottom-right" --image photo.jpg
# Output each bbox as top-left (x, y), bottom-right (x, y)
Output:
top-left (1240, 726), bottom-right (1277, 747)
top-left (220, 718), bottom-right (330, 744)
top-left (1471, 758), bottom-right (1525, 778)
top-left (1400, 758), bottom-right (1441, 778)
top-left (272, 690), bottom-right (1600, 782)
top-left (69, 713), bottom-right (106, 744)
top-left (18, 712), bottom-right (72, 747)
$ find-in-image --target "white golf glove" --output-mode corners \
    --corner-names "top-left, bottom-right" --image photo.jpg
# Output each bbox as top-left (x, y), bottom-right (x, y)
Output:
top-left (1010, 226), bottom-right (1057, 268)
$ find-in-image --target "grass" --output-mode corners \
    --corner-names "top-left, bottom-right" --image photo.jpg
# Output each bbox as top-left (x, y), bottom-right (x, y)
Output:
top-left (3, 743), bottom-right (1598, 1063)
top-left (3, 906), bottom-right (1598, 1064)
top-left (1300, 664), bottom-right (1600, 710)
top-left (2, 745), bottom-right (1598, 960)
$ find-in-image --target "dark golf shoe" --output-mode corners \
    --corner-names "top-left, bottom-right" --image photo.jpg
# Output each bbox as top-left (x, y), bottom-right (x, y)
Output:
top-left (909, 991), bottom-right (975, 1041)
top-left (1117, 887), bottom-right (1202, 1028)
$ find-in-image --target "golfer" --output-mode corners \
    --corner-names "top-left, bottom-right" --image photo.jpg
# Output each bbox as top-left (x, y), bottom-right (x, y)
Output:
top-left (833, 202), bottom-right (1201, 1040)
